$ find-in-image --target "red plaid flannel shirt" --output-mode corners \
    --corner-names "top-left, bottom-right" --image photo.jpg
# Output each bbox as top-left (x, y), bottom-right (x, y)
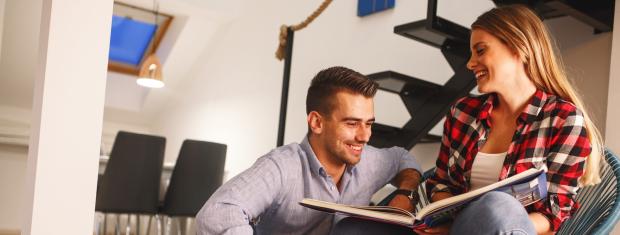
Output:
top-left (426, 90), bottom-right (591, 232)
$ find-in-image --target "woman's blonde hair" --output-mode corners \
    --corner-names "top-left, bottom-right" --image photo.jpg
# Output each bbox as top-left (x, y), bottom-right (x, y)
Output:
top-left (472, 5), bottom-right (603, 186)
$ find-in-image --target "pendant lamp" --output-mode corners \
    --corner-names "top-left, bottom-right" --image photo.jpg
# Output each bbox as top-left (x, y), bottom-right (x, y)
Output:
top-left (137, 0), bottom-right (164, 88)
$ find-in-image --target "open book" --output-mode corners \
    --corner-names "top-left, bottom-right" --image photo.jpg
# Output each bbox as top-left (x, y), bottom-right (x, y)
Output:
top-left (300, 168), bottom-right (547, 229)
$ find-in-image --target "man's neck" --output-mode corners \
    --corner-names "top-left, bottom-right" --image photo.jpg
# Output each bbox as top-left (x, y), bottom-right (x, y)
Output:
top-left (308, 135), bottom-right (346, 188)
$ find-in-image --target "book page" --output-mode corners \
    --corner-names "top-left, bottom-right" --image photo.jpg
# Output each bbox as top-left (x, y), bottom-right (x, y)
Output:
top-left (300, 199), bottom-right (415, 226)
top-left (416, 168), bottom-right (543, 219)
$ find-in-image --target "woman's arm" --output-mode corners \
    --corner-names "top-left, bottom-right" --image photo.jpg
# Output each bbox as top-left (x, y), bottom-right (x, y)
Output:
top-left (431, 191), bottom-right (454, 202)
top-left (529, 106), bottom-right (591, 232)
top-left (426, 112), bottom-right (462, 199)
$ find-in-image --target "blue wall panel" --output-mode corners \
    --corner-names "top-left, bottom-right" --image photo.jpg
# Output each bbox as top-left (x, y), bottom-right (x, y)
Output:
top-left (358, 0), bottom-right (395, 17)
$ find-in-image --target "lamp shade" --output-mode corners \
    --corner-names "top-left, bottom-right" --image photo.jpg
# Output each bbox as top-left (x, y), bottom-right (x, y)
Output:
top-left (137, 54), bottom-right (164, 88)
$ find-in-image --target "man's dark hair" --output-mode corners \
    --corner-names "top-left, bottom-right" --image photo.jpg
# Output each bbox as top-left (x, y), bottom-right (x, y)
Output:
top-left (306, 66), bottom-right (378, 115)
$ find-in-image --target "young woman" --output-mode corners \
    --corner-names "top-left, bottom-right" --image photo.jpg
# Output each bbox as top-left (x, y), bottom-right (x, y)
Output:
top-left (421, 5), bottom-right (604, 235)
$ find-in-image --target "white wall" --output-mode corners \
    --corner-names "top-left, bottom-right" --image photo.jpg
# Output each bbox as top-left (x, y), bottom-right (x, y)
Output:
top-left (0, 0), bottom-right (41, 109)
top-left (153, 0), bottom-right (495, 179)
top-left (0, 105), bottom-right (30, 230)
top-left (0, 0), bottom-right (41, 231)
top-left (0, 144), bottom-right (26, 230)
top-left (545, 16), bottom-right (612, 135)
top-left (0, 0), bottom-right (5, 64)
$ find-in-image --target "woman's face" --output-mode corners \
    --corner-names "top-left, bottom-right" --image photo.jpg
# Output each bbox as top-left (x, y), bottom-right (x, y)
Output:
top-left (467, 29), bottom-right (524, 94)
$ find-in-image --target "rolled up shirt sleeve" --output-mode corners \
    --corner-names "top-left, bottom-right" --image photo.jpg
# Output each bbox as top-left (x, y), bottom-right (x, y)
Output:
top-left (426, 112), bottom-right (462, 198)
top-left (527, 107), bottom-right (590, 231)
top-left (196, 156), bottom-right (283, 235)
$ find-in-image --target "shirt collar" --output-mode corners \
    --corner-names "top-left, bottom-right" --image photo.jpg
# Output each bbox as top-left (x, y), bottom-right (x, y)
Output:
top-left (478, 90), bottom-right (548, 125)
top-left (520, 89), bottom-right (547, 123)
top-left (300, 136), bottom-right (358, 177)
top-left (301, 137), bottom-right (326, 177)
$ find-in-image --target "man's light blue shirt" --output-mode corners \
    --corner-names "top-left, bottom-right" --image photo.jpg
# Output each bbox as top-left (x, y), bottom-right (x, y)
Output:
top-left (196, 137), bottom-right (421, 235)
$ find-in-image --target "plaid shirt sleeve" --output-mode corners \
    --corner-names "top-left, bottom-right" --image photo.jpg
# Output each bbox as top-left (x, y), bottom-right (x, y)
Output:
top-left (426, 108), bottom-right (462, 199)
top-left (528, 105), bottom-right (591, 231)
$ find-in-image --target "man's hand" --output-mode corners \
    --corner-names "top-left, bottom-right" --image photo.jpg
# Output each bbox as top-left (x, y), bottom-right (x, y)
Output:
top-left (389, 169), bottom-right (421, 212)
top-left (387, 194), bottom-right (415, 212)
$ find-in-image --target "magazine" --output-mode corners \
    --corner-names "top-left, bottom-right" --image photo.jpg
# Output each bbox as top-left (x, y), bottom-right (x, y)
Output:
top-left (299, 168), bottom-right (547, 229)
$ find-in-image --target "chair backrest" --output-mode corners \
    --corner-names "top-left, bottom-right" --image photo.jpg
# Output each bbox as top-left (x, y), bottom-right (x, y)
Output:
top-left (95, 131), bottom-right (166, 214)
top-left (160, 139), bottom-right (227, 217)
top-left (557, 149), bottom-right (620, 234)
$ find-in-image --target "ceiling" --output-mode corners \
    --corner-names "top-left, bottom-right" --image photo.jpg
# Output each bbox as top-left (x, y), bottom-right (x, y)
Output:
top-left (0, 0), bottom-right (247, 125)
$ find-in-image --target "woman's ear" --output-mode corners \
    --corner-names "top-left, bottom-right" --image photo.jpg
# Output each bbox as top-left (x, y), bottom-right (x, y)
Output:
top-left (307, 111), bottom-right (323, 135)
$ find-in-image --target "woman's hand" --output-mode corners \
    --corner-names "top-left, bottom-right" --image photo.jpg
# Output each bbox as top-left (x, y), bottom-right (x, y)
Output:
top-left (414, 223), bottom-right (452, 235)
top-left (431, 191), bottom-right (453, 202)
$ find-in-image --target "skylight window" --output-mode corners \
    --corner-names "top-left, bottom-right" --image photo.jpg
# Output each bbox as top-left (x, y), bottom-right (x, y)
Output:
top-left (108, 2), bottom-right (172, 76)
top-left (109, 15), bottom-right (157, 66)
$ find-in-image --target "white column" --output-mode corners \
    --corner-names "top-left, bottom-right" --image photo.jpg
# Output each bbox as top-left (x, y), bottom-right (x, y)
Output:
top-left (22, 0), bottom-right (112, 234)
top-left (0, 0), bottom-right (5, 64)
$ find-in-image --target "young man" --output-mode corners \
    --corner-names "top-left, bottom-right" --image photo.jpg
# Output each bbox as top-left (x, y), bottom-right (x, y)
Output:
top-left (196, 66), bottom-right (422, 235)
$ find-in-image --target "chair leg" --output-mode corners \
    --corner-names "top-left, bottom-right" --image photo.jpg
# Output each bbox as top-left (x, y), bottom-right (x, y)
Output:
top-left (176, 218), bottom-right (182, 235)
top-left (146, 215), bottom-right (153, 235)
top-left (136, 214), bottom-right (141, 235)
top-left (125, 214), bottom-right (131, 235)
top-left (103, 214), bottom-right (108, 235)
top-left (156, 214), bottom-right (163, 235)
top-left (186, 217), bottom-right (195, 235)
top-left (94, 212), bottom-right (101, 235)
top-left (115, 214), bottom-right (121, 235)
top-left (165, 216), bottom-right (172, 235)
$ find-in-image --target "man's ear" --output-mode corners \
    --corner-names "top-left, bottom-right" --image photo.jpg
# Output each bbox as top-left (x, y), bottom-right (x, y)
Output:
top-left (307, 111), bottom-right (323, 135)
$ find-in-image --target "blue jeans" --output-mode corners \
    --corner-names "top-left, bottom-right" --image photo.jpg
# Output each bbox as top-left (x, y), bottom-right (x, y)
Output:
top-left (330, 191), bottom-right (537, 235)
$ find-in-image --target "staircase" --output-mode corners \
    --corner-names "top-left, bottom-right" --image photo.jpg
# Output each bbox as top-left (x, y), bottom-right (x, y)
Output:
top-left (368, 0), bottom-right (476, 149)
top-left (367, 0), bottom-right (615, 149)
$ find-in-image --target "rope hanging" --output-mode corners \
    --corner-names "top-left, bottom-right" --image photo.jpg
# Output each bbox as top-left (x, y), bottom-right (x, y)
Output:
top-left (275, 0), bottom-right (333, 61)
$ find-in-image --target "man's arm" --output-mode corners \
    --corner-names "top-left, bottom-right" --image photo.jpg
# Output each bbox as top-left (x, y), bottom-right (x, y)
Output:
top-left (380, 147), bottom-right (423, 211)
top-left (388, 168), bottom-right (422, 211)
top-left (391, 168), bottom-right (422, 190)
top-left (196, 156), bottom-right (283, 235)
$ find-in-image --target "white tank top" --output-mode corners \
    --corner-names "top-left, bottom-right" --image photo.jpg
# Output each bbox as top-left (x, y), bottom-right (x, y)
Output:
top-left (470, 151), bottom-right (507, 190)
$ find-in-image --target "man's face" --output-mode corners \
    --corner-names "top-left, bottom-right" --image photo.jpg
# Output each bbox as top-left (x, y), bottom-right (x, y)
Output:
top-left (319, 91), bottom-right (374, 166)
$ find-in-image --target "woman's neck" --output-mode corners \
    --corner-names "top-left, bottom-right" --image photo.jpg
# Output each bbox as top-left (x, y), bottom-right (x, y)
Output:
top-left (496, 76), bottom-right (537, 117)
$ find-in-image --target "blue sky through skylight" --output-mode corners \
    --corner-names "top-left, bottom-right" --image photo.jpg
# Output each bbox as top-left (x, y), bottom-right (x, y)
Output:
top-left (109, 15), bottom-right (157, 66)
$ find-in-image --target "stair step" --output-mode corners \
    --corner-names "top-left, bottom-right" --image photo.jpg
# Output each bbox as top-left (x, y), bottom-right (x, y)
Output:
top-left (369, 123), bottom-right (417, 148)
top-left (394, 16), bottom-right (470, 49)
top-left (369, 124), bottom-right (441, 148)
top-left (493, 0), bottom-right (614, 33)
top-left (367, 71), bottom-right (441, 117)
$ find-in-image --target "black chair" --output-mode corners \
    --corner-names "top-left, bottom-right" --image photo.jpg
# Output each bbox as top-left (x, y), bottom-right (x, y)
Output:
top-left (95, 131), bottom-right (166, 235)
top-left (160, 139), bottom-right (227, 234)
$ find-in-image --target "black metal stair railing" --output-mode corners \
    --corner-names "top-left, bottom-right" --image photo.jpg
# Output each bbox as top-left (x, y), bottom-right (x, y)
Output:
top-left (367, 0), bottom-right (477, 149)
top-left (367, 0), bottom-right (615, 149)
